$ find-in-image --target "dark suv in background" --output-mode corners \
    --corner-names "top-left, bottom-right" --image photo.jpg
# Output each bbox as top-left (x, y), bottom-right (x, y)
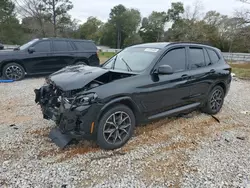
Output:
top-left (0, 38), bottom-right (100, 80)
top-left (0, 43), bottom-right (4, 50)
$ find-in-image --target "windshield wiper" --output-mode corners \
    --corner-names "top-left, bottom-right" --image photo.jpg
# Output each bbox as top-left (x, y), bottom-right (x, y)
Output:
top-left (121, 58), bottom-right (132, 72)
top-left (111, 55), bottom-right (118, 70)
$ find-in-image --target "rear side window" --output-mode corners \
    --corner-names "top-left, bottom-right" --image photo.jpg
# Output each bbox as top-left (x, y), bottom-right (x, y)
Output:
top-left (189, 47), bottom-right (206, 69)
top-left (33, 41), bottom-right (50, 52)
top-left (158, 47), bottom-right (186, 72)
top-left (207, 49), bottom-right (220, 64)
top-left (73, 41), bottom-right (97, 51)
top-left (53, 41), bottom-right (74, 51)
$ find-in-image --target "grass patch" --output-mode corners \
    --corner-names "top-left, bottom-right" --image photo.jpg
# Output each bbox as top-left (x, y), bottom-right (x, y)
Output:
top-left (230, 63), bottom-right (250, 78)
top-left (99, 52), bottom-right (116, 58)
top-left (98, 52), bottom-right (116, 64)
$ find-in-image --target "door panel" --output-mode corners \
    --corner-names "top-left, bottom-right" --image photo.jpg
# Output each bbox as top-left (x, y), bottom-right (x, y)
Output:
top-left (135, 73), bottom-right (191, 116)
top-left (133, 47), bottom-right (191, 117)
top-left (186, 47), bottom-right (213, 102)
top-left (50, 40), bottom-right (76, 72)
top-left (24, 40), bottom-right (54, 73)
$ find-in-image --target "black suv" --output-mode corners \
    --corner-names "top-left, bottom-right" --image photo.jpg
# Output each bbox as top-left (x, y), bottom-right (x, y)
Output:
top-left (0, 43), bottom-right (4, 50)
top-left (35, 42), bottom-right (232, 150)
top-left (0, 38), bottom-right (100, 80)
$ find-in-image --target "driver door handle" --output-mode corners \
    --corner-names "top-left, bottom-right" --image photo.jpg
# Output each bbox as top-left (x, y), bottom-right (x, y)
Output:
top-left (210, 69), bottom-right (215, 73)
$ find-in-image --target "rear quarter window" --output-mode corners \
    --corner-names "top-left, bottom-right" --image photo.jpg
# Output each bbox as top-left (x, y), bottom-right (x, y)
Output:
top-left (73, 41), bottom-right (97, 51)
top-left (207, 49), bottom-right (220, 64)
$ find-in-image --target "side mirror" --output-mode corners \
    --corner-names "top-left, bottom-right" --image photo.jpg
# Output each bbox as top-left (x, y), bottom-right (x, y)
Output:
top-left (28, 47), bottom-right (35, 53)
top-left (158, 65), bottom-right (173, 75)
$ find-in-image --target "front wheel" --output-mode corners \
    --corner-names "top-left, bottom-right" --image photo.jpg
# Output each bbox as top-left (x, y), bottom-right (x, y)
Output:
top-left (97, 104), bottom-right (135, 150)
top-left (3, 63), bottom-right (25, 81)
top-left (201, 86), bottom-right (225, 115)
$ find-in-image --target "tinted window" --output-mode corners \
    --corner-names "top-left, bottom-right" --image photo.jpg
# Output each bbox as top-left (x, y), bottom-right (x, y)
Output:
top-left (53, 41), bottom-right (69, 51)
top-left (74, 41), bottom-right (97, 51)
top-left (34, 41), bottom-right (50, 52)
top-left (158, 48), bottom-right (186, 72)
top-left (189, 48), bottom-right (206, 69)
top-left (207, 49), bottom-right (220, 64)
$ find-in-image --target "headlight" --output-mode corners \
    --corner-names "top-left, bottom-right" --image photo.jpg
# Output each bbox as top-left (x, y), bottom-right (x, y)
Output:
top-left (64, 93), bottom-right (98, 107)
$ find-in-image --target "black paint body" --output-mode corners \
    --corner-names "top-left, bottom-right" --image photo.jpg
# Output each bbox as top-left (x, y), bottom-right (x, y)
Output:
top-left (35, 42), bottom-right (232, 145)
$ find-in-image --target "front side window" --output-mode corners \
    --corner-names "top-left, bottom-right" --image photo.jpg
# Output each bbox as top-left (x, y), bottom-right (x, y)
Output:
top-left (19, 39), bottom-right (39, 50)
top-left (103, 47), bottom-right (159, 72)
top-left (189, 47), bottom-right (206, 69)
top-left (33, 41), bottom-right (50, 52)
top-left (158, 47), bottom-right (186, 72)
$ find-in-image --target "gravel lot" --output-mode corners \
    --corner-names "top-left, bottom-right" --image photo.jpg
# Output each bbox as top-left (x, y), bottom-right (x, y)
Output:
top-left (0, 77), bottom-right (250, 188)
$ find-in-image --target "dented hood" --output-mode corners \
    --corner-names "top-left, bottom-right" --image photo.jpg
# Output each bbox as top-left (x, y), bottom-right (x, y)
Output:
top-left (49, 65), bottom-right (108, 91)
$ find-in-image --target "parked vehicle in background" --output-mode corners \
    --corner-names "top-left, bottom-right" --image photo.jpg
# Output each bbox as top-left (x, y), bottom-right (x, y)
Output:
top-left (0, 38), bottom-right (100, 80)
top-left (0, 43), bottom-right (4, 50)
top-left (35, 42), bottom-right (232, 150)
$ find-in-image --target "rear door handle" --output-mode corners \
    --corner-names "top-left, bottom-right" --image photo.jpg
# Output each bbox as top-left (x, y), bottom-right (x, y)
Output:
top-left (210, 69), bottom-right (215, 73)
top-left (181, 74), bottom-right (189, 80)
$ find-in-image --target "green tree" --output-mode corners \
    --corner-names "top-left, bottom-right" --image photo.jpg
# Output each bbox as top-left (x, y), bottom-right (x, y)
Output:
top-left (0, 0), bottom-right (24, 44)
top-left (100, 22), bottom-right (116, 48)
top-left (167, 2), bottom-right (184, 22)
top-left (79, 17), bottom-right (103, 43)
top-left (42, 0), bottom-right (73, 36)
top-left (140, 11), bottom-right (167, 42)
top-left (100, 5), bottom-right (141, 48)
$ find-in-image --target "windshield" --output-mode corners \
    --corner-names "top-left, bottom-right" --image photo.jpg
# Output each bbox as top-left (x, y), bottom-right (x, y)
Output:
top-left (103, 47), bottom-right (160, 72)
top-left (19, 39), bottom-right (39, 50)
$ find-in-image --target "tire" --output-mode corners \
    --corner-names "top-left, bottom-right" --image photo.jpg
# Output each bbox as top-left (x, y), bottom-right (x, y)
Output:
top-left (2, 63), bottom-right (25, 81)
top-left (201, 86), bottom-right (225, 115)
top-left (75, 61), bottom-right (87, 65)
top-left (97, 104), bottom-right (135, 150)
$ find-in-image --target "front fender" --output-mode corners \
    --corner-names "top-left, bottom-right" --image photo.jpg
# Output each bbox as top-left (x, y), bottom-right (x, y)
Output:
top-left (97, 96), bottom-right (142, 123)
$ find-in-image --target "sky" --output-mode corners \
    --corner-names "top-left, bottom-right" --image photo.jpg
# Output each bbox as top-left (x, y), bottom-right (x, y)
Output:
top-left (68, 0), bottom-right (248, 23)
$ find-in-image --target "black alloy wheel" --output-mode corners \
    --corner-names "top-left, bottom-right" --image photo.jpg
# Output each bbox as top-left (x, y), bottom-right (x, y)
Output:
top-left (210, 89), bottom-right (223, 112)
top-left (103, 111), bottom-right (131, 144)
top-left (97, 104), bottom-right (135, 150)
top-left (3, 63), bottom-right (25, 81)
top-left (202, 85), bottom-right (225, 115)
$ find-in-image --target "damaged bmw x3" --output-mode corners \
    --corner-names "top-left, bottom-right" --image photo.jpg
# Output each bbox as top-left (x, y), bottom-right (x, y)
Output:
top-left (35, 42), bottom-right (232, 150)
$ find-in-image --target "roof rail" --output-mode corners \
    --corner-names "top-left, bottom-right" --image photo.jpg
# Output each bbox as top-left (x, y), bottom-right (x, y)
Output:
top-left (169, 41), bottom-right (214, 47)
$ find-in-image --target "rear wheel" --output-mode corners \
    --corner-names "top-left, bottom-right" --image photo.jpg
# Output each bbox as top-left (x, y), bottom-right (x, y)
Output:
top-left (97, 104), bottom-right (135, 150)
top-left (201, 86), bottom-right (225, 115)
top-left (2, 63), bottom-right (25, 81)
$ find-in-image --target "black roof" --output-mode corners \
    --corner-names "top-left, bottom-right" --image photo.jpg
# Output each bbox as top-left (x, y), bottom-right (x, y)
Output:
top-left (131, 41), bottom-right (218, 50)
top-left (39, 37), bottom-right (94, 42)
top-left (131, 42), bottom-right (171, 49)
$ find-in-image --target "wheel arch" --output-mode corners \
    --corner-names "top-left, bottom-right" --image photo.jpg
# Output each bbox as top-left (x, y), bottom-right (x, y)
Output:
top-left (74, 58), bottom-right (89, 65)
top-left (97, 97), bottom-right (142, 126)
top-left (0, 60), bottom-right (27, 74)
top-left (212, 81), bottom-right (227, 94)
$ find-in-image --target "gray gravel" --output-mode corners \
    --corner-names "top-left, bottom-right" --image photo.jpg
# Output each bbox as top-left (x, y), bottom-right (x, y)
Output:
top-left (0, 77), bottom-right (250, 187)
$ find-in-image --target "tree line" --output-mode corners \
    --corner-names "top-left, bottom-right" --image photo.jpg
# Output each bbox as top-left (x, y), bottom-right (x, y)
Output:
top-left (1, 0), bottom-right (250, 52)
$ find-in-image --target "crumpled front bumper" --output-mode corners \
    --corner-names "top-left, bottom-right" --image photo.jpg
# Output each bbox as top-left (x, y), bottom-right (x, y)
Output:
top-left (34, 87), bottom-right (102, 148)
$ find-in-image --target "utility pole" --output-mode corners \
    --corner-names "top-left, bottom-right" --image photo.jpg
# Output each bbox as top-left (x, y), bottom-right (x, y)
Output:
top-left (52, 0), bottom-right (56, 37)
